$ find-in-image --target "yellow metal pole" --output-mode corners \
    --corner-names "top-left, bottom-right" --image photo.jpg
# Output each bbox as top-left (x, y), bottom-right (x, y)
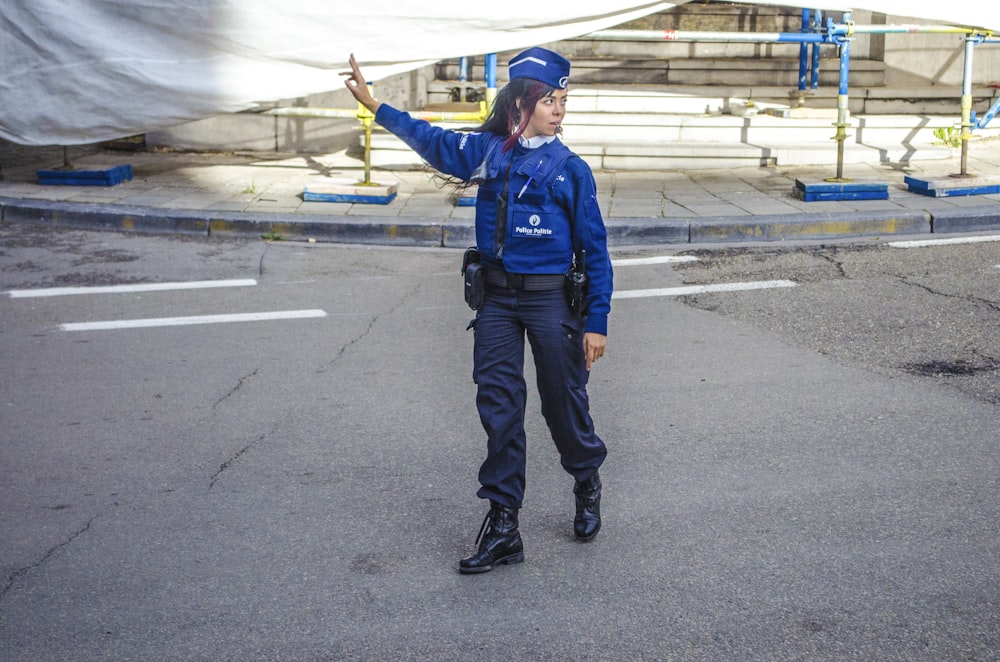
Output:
top-left (267, 83), bottom-right (486, 187)
top-left (956, 36), bottom-right (977, 178)
top-left (960, 94), bottom-right (972, 177)
top-left (362, 118), bottom-right (373, 185)
top-left (833, 97), bottom-right (848, 182)
top-left (828, 27), bottom-right (852, 183)
top-left (408, 106), bottom-right (489, 122)
top-left (356, 83), bottom-right (376, 186)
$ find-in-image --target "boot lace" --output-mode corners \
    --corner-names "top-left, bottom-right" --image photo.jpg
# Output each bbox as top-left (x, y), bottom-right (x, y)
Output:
top-left (474, 511), bottom-right (493, 546)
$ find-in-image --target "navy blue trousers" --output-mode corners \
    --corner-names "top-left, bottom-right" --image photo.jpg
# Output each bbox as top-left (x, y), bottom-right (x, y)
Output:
top-left (472, 286), bottom-right (607, 508)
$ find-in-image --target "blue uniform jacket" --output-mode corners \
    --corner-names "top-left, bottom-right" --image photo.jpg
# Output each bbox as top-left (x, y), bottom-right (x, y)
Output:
top-left (375, 104), bottom-right (613, 336)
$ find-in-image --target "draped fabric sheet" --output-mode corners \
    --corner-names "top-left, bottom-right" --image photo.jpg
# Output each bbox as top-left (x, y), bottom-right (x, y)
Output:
top-left (1, 0), bottom-right (998, 146)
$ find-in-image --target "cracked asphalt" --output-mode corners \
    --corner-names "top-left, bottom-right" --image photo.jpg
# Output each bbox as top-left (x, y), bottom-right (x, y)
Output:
top-left (672, 239), bottom-right (1000, 405)
top-left (1, 225), bottom-right (998, 660)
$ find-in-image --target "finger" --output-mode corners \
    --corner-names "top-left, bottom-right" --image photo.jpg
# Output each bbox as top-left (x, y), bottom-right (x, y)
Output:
top-left (342, 54), bottom-right (361, 79)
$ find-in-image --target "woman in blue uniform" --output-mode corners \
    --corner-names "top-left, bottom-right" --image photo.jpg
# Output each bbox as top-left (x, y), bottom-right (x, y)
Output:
top-left (343, 47), bottom-right (613, 573)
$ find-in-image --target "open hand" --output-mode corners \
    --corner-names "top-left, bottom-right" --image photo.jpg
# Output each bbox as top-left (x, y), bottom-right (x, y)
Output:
top-left (340, 53), bottom-right (381, 114)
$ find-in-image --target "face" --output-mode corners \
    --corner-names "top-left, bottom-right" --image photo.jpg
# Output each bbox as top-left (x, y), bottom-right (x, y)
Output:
top-left (521, 88), bottom-right (568, 139)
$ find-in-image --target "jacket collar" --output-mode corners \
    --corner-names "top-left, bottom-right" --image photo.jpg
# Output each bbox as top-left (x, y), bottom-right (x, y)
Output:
top-left (518, 134), bottom-right (558, 149)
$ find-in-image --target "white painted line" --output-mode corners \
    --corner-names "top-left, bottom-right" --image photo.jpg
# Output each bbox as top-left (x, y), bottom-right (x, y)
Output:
top-left (888, 235), bottom-right (1000, 248)
top-left (613, 279), bottom-right (797, 299)
top-left (6, 279), bottom-right (258, 298)
top-left (612, 255), bottom-right (699, 267)
top-left (61, 309), bottom-right (327, 332)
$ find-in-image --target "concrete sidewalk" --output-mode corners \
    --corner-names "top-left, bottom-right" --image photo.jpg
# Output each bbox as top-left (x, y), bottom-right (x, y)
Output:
top-left (2, 139), bottom-right (1000, 245)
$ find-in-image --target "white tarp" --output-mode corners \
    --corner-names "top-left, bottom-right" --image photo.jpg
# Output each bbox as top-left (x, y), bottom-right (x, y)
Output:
top-left (2, 0), bottom-right (998, 146)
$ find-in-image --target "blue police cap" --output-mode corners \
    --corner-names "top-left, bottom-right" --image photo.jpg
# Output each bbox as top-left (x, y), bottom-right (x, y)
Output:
top-left (508, 47), bottom-right (570, 89)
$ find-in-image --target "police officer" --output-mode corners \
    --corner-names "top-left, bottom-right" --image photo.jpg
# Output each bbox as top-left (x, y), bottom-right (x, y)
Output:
top-left (343, 47), bottom-right (612, 573)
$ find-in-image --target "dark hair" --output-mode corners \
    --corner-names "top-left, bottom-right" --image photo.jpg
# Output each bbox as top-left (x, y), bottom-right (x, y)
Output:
top-left (429, 76), bottom-right (558, 192)
top-left (477, 77), bottom-right (556, 152)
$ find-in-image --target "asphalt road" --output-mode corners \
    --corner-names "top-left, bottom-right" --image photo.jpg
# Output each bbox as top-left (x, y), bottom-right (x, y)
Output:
top-left (1, 225), bottom-right (998, 661)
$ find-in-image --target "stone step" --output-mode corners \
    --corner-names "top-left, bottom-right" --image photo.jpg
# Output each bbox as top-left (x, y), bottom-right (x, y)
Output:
top-left (362, 100), bottom-right (1000, 171)
top-left (427, 82), bottom-right (1000, 117)
top-left (557, 113), bottom-right (994, 145)
top-left (364, 133), bottom-right (953, 171)
top-left (558, 39), bottom-right (821, 61)
top-left (363, 127), bottom-right (964, 171)
top-left (436, 56), bottom-right (886, 88)
top-left (568, 141), bottom-right (952, 171)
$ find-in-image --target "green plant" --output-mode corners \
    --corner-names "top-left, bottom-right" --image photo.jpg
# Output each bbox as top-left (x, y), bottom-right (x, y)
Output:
top-left (242, 182), bottom-right (258, 195)
top-left (933, 126), bottom-right (962, 148)
top-left (260, 231), bottom-right (283, 241)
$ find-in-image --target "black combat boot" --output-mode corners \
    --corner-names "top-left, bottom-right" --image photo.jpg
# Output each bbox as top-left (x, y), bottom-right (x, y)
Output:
top-left (573, 471), bottom-right (602, 541)
top-left (458, 501), bottom-right (524, 574)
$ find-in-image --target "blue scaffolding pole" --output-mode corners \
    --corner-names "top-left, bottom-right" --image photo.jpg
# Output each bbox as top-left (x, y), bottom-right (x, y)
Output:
top-left (798, 8), bottom-right (824, 94)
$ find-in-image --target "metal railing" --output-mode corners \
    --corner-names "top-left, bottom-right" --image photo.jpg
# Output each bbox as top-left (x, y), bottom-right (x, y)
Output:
top-left (258, 13), bottom-right (997, 184)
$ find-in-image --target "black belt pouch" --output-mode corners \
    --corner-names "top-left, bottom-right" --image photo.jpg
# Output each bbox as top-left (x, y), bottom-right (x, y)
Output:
top-left (462, 247), bottom-right (486, 310)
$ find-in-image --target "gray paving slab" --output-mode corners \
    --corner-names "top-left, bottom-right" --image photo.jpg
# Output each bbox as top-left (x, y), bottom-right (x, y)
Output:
top-left (686, 204), bottom-right (751, 216)
top-left (661, 202), bottom-right (699, 217)
top-left (3, 139), bottom-right (1000, 245)
top-left (610, 202), bottom-right (666, 217)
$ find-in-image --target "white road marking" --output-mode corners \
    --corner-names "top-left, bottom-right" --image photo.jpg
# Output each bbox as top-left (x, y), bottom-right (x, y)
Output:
top-left (888, 235), bottom-right (1000, 248)
top-left (61, 309), bottom-right (327, 332)
top-left (613, 279), bottom-right (797, 299)
top-left (612, 256), bottom-right (699, 267)
top-left (6, 279), bottom-right (258, 298)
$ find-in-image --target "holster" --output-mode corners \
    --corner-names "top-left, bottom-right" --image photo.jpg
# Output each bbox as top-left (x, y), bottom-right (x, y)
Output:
top-left (565, 268), bottom-right (588, 315)
top-left (462, 247), bottom-right (486, 310)
top-left (565, 248), bottom-right (588, 315)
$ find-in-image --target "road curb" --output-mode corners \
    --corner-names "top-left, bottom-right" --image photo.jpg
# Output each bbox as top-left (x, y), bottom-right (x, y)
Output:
top-left (1, 197), bottom-right (210, 236)
top-left (606, 217), bottom-right (691, 245)
top-left (0, 197), bottom-right (449, 246)
top-left (4, 197), bottom-right (999, 245)
top-left (207, 214), bottom-right (445, 246)
top-left (929, 205), bottom-right (1000, 234)
top-left (689, 209), bottom-right (932, 243)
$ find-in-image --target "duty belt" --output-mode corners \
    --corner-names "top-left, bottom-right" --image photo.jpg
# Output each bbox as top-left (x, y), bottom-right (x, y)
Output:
top-left (486, 270), bottom-right (565, 291)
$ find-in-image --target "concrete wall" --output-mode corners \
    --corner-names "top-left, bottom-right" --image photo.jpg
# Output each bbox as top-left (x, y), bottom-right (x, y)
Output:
top-left (883, 32), bottom-right (1000, 87)
top-left (614, 4), bottom-right (1000, 85)
top-left (146, 66), bottom-right (434, 154)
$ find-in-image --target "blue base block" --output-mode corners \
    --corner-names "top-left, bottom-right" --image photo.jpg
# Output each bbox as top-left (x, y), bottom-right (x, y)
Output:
top-left (302, 180), bottom-right (398, 205)
top-left (904, 175), bottom-right (1000, 198)
top-left (456, 184), bottom-right (479, 207)
top-left (796, 189), bottom-right (890, 202)
top-left (37, 164), bottom-right (133, 186)
top-left (794, 177), bottom-right (889, 202)
top-left (303, 191), bottom-right (397, 204)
